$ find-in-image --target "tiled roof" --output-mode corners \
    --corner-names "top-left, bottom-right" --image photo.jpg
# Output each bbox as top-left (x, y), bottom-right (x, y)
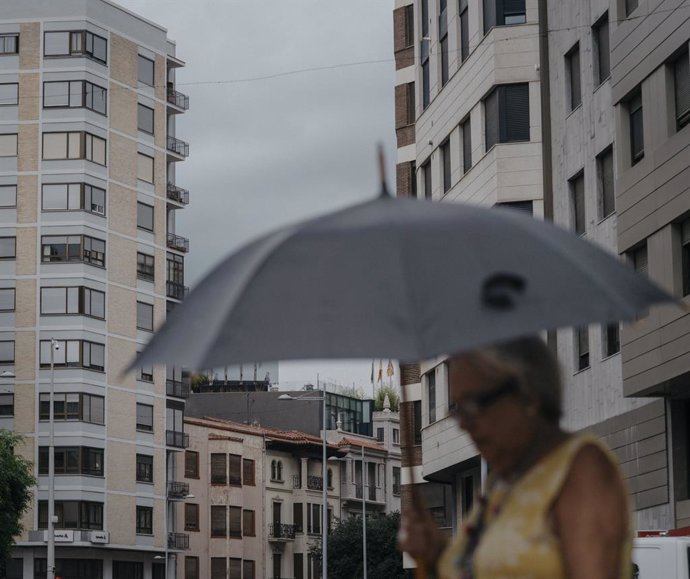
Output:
top-left (337, 436), bottom-right (387, 453)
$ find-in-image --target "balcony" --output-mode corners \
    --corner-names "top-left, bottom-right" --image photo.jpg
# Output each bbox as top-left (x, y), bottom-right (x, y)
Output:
top-left (167, 183), bottom-right (189, 206)
top-left (166, 430), bottom-right (189, 449)
top-left (167, 378), bottom-right (191, 398)
top-left (167, 232), bottom-right (189, 253)
top-left (292, 475), bottom-right (301, 489)
top-left (307, 475), bottom-right (323, 491)
top-left (167, 86), bottom-right (189, 111)
top-left (268, 523), bottom-right (296, 541)
top-left (166, 281), bottom-right (190, 301)
top-left (167, 481), bottom-right (190, 500)
top-left (167, 135), bottom-right (189, 158)
top-left (168, 532), bottom-right (189, 550)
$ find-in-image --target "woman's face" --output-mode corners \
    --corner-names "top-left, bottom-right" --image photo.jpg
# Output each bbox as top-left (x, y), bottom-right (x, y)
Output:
top-left (448, 356), bottom-right (537, 477)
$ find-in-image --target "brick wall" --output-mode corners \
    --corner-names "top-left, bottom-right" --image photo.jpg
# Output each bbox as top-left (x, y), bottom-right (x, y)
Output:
top-left (396, 162), bottom-right (416, 198)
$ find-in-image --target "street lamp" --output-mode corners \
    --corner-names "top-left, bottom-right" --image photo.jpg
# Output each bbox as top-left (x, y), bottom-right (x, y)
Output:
top-left (47, 338), bottom-right (59, 579)
top-left (279, 381), bottom-right (328, 579)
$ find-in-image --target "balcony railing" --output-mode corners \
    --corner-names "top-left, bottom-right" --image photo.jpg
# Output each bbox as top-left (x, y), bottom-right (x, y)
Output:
top-left (167, 183), bottom-right (189, 205)
top-left (167, 135), bottom-right (189, 157)
top-left (307, 475), bottom-right (323, 491)
top-left (292, 475), bottom-right (301, 489)
top-left (166, 430), bottom-right (189, 449)
top-left (168, 532), bottom-right (189, 550)
top-left (167, 378), bottom-right (191, 398)
top-left (167, 87), bottom-right (189, 110)
top-left (167, 232), bottom-right (189, 253)
top-left (167, 481), bottom-right (190, 500)
top-left (268, 523), bottom-right (296, 540)
top-left (166, 281), bottom-right (190, 301)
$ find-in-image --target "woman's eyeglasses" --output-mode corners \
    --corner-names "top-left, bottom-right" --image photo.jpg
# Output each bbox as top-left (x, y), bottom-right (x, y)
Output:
top-left (451, 377), bottom-right (520, 421)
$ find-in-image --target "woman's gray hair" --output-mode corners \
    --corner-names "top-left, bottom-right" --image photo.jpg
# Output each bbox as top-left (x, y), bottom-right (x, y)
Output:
top-left (457, 335), bottom-right (563, 423)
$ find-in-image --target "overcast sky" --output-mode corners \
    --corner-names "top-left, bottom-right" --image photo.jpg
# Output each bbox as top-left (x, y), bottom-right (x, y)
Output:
top-left (116, 0), bottom-right (397, 390)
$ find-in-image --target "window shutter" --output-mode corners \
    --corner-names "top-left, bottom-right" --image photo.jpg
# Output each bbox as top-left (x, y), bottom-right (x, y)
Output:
top-left (502, 84), bottom-right (530, 142)
top-left (675, 52), bottom-right (690, 127)
top-left (483, 0), bottom-right (496, 34)
top-left (485, 88), bottom-right (499, 150)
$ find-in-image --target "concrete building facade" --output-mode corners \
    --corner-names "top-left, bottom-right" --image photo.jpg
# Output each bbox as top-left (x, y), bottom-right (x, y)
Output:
top-left (0, 1), bottom-right (191, 578)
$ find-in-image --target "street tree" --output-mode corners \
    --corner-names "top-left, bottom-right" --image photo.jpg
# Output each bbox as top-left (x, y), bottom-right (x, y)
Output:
top-left (0, 430), bottom-right (35, 574)
top-left (310, 511), bottom-right (406, 579)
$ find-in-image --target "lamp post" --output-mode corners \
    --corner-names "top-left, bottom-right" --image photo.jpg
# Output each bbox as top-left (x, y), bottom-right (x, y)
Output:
top-left (47, 338), bottom-right (58, 579)
top-left (279, 379), bottom-right (328, 579)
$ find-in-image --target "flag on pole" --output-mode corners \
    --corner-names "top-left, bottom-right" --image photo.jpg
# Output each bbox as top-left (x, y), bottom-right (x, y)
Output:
top-left (386, 359), bottom-right (394, 377)
top-left (377, 359), bottom-right (383, 383)
top-left (370, 360), bottom-right (375, 384)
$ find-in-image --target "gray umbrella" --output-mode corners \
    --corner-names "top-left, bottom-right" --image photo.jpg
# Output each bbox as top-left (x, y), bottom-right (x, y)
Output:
top-left (135, 192), bottom-right (672, 371)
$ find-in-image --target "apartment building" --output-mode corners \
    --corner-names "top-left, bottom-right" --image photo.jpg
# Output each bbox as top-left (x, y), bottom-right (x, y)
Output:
top-left (394, 0), bottom-right (690, 540)
top-left (0, 1), bottom-right (191, 578)
top-left (179, 417), bottom-right (345, 579)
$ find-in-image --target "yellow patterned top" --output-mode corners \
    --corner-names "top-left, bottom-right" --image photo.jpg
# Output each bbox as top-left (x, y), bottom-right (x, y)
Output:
top-left (437, 434), bottom-right (632, 579)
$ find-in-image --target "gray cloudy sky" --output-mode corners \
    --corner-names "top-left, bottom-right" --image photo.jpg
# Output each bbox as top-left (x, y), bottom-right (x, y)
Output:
top-left (116, 0), bottom-right (397, 389)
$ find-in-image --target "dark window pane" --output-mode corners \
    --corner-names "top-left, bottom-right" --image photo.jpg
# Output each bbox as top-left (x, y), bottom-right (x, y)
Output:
top-left (138, 56), bottom-right (155, 86)
top-left (598, 147), bottom-right (615, 218)
top-left (675, 52), bottom-right (690, 130)
top-left (630, 91), bottom-right (644, 164)
top-left (137, 202), bottom-right (154, 231)
top-left (137, 104), bottom-right (154, 134)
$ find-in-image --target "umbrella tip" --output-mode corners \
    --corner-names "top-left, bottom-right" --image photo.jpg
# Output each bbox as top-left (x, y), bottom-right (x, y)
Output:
top-left (377, 143), bottom-right (391, 198)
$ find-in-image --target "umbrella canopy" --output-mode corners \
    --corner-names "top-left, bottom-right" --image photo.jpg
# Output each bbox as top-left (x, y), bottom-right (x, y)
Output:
top-left (135, 192), bottom-right (672, 371)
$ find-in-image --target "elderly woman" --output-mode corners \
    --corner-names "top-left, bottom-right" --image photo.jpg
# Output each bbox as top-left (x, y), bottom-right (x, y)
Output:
top-left (399, 335), bottom-right (631, 579)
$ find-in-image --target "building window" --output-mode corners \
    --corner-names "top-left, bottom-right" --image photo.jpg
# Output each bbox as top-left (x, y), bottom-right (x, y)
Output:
top-left (0, 393), bottom-right (13, 416)
top-left (575, 327), bottom-right (590, 371)
top-left (228, 559), bottom-right (241, 579)
top-left (593, 12), bottom-right (610, 85)
top-left (0, 185), bottom-right (16, 208)
top-left (413, 400), bottom-right (422, 445)
top-left (421, 0), bottom-right (430, 109)
top-left (138, 55), bottom-right (155, 86)
top-left (42, 131), bottom-right (106, 165)
top-left (0, 288), bottom-right (14, 311)
top-left (569, 171), bottom-right (585, 235)
top-left (184, 557), bottom-right (199, 579)
top-left (0, 237), bottom-right (15, 259)
top-left (439, 0), bottom-right (449, 87)
top-left (39, 339), bottom-right (104, 371)
top-left (40, 286), bottom-right (105, 319)
top-left (0, 83), bottom-right (18, 106)
top-left (393, 428), bottom-right (400, 444)
top-left (0, 34), bottom-right (19, 55)
top-left (422, 158), bottom-right (432, 199)
top-left (460, 0), bottom-right (469, 62)
top-left (185, 451), bottom-right (199, 478)
top-left (38, 500), bottom-right (103, 530)
top-left (136, 506), bottom-right (153, 535)
top-left (404, 82), bottom-right (415, 125)
top-left (44, 31), bottom-right (107, 64)
top-left (404, 4), bottom-right (414, 47)
top-left (137, 353), bottom-right (153, 383)
top-left (440, 139), bottom-right (451, 193)
top-left (136, 403), bottom-right (154, 432)
top-left (307, 503), bottom-right (321, 534)
top-left (377, 427), bottom-right (384, 442)
top-left (461, 117), bottom-right (472, 173)
top-left (136, 301), bottom-right (154, 332)
top-left (227, 506), bottom-right (241, 538)
top-left (137, 104), bottom-right (154, 134)
top-left (243, 458), bottom-right (255, 486)
top-left (228, 454), bottom-right (241, 485)
top-left (0, 134), bottom-right (17, 157)
top-left (39, 446), bottom-right (104, 476)
top-left (597, 147), bottom-right (615, 219)
top-left (294, 502), bottom-right (303, 533)
top-left (39, 392), bottom-right (104, 424)
top-left (42, 183), bottom-right (106, 216)
top-left (603, 323), bottom-right (620, 357)
top-left (271, 459), bottom-right (283, 481)
top-left (240, 509), bottom-right (255, 537)
top-left (211, 505), bottom-right (227, 537)
top-left (137, 202), bottom-right (154, 231)
top-left (43, 80), bottom-right (107, 115)
top-left (185, 503), bottom-right (199, 531)
top-left (137, 252), bottom-right (155, 282)
top-left (0, 340), bottom-right (13, 364)
top-left (393, 466), bottom-right (401, 495)
top-left (137, 153), bottom-right (155, 183)
top-left (681, 219), bottom-right (690, 296)
top-left (41, 235), bottom-right (106, 267)
top-left (136, 454), bottom-right (153, 483)
top-left (629, 90), bottom-right (644, 165)
top-left (210, 558), bottom-right (225, 579)
top-left (243, 560), bottom-right (255, 579)
top-left (427, 371), bottom-right (436, 423)
top-left (484, 0), bottom-right (526, 34)
top-left (485, 83), bottom-right (530, 150)
top-left (566, 42), bottom-right (581, 111)
top-left (625, 0), bottom-right (638, 17)
top-left (35, 559), bottom-right (103, 579)
top-left (211, 453), bottom-right (227, 484)
top-left (674, 51), bottom-right (690, 131)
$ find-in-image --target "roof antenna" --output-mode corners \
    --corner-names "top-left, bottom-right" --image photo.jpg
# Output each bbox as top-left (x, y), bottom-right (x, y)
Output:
top-left (378, 143), bottom-right (390, 198)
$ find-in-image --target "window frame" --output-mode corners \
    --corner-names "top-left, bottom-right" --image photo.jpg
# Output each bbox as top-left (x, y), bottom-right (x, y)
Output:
top-left (0, 83), bottom-right (19, 106)
top-left (41, 131), bottom-right (106, 165)
top-left (0, 237), bottom-right (16, 260)
top-left (138, 55), bottom-right (155, 86)
top-left (440, 138), bottom-right (451, 193)
top-left (137, 153), bottom-right (155, 184)
top-left (0, 134), bottom-right (18, 157)
top-left (136, 301), bottom-right (154, 332)
top-left (41, 182), bottom-right (106, 217)
top-left (43, 30), bottom-right (107, 64)
top-left (0, 340), bottom-right (14, 364)
top-left (185, 450), bottom-right (200, 478)
top-left (39, 445), bottom-right (104, 477)
top-left (597, 146), bottom-right (615, 219)
top-left (593, 12), bottom-right (610, 86)
top-left (136, 402), bottom-right (154, 432)
top-left (674, 50), bottom-right (690, 131)
top-left (40, 286), bottom-right (105, 320)
top-left (39, 392), bottom-right (104, 424)
top-left (38, 500), bottom-right (103, 530)
top-left (242, 458), bottom-right (255, 486)
top-left (211, 505), bottom-right (227, 538)
top-left (569, 171), bottom-right (586, 235)
top-left (185, 503), bottom-right (200, 532)
top-left (0, 393), bottom-right (14, 417)
top-left (427, 370), bottom-right (436, 424)
top-left (0, 34), bottom-right (19, 56)
top-left (629, 89), bottom-right (644, 165)
top-left (42, 80), bottom-right (107, 115)
top-left (136, 505), bottom-right (153, 535)
top-left (211, 453), bottom-right (227, 484)
top-left (566, 42), bottom-right (581, 111)
top-left (136, 453), bottom-right (154, 483)
top-left (137, 252), bottom-right (155, 282)
top-left (137, 103), bottom-right (155, 135)
top-left (185, 557), bottom-right (199, 579)
top-left (603, 323), bottom-right (620, 358)
top-left (136, 201), bottom-right (154, 232)
top-left (575, 326), bottom-right (590, 371)
top-left (41, 234), bottom-right (106, 268)
top-left (0, 184), bottom-right (17, 208)
top-left (484, 83), bottom-right (530, 151)
top-left (229, 505), bottom-right (242, 538)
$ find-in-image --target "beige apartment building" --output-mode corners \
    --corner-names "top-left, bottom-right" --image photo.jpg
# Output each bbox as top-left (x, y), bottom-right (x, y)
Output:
top-left (0, 1), bottom-right (191, 578)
